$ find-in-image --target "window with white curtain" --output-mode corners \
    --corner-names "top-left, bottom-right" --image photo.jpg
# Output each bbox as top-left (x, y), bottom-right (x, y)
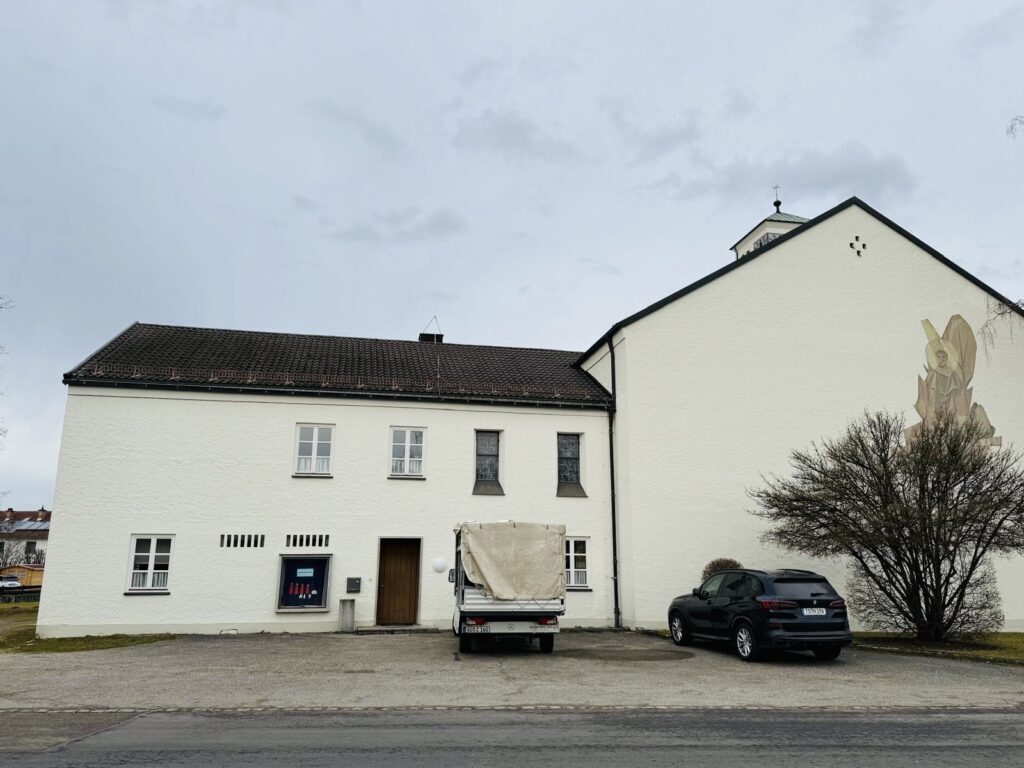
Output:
top-left (565, 537), bottom-right (589, 588)
top-left (127, 535), bottom-right (173, 591)
top-left (390, 427), bottom-right (425, 476)
top-left (295, 424), bottom-right (333, 475)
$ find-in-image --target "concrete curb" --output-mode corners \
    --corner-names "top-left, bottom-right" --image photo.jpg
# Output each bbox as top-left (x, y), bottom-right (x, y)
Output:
top-left (1, 703), bottom-right (1021, 714)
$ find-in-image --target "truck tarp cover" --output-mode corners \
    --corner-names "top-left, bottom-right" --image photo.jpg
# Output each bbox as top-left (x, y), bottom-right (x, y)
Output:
top-left (460, 522), bottom-right (566, 600)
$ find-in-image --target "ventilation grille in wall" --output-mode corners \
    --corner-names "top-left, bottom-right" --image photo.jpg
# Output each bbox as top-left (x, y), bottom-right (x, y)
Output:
top-left (286, 534), bottom-right (330, 548)
top-left (220, 534), bottom-right (266, 548)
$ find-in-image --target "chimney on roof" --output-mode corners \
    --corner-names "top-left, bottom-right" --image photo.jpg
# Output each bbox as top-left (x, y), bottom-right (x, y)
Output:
top-left (418, 333), bottom-right (444, 344)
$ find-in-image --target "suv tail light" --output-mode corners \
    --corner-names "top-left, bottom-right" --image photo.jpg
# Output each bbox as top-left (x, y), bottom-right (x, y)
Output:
top-left (536, 617), bottom-right (558, 625)
top-left (757, 598), bottom-right (799, 611)
top-left (829, 600), bottom-right (846, 609)
top-left (465, 617), bottom-right (488, 625)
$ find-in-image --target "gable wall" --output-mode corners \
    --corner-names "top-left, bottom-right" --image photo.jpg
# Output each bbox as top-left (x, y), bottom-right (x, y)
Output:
top-left (612, 205), bottom-right (1024, 629)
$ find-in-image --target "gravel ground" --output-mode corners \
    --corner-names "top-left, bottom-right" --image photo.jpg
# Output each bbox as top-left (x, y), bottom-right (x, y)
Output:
top-left (2, 630), bottom-right (1023, 711)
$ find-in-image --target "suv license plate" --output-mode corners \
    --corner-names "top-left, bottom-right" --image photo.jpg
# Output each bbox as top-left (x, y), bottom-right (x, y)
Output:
top-left (802, 607), bottom-right (827, 616)
top-left (463, 626), bottom-right (490, 633)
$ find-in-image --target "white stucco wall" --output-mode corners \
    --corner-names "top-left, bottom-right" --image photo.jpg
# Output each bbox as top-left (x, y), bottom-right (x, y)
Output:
top-left (38, 390), bottom-right (613, 637)
top-left (610, 204), bottom-right (1024, 631)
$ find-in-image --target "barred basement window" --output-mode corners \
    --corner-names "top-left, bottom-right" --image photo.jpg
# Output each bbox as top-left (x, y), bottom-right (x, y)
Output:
top-left (285, 534), bottom-right (330, 548)
top-left (219, 534), bottom-right (266, 548)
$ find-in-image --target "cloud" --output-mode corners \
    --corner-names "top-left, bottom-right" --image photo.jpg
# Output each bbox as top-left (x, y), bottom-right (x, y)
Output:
top-left (458, 56), bottom-right (505, 89)
top-left (328, 208), bottom-right (467, 244)
top-left (843, 0), bottom-right (907, 57)
top-left (580, 257), bottom-right (620, 276)
top-left (609, 107), bottom-right (702, 165)
top-left (308, 102), bottom-right (405, 156)
top-left (426, 289), bottom-right (460, 302)
top-left (292, 196), bottom-right (319, 213)
top-left (721, 89), bottom-right (757, 122)
top-left (451, 110), bottom-right (579, 163)
top-left (641, 142), bottom-right (917, 206)
top-left (961, 6), bottom-right (1024, 54)
top-left (150, 95), bottom-right (226, 122)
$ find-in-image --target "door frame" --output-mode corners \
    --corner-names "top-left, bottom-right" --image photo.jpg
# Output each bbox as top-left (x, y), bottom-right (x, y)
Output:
top-left (375, 537), bottom-right (422, 626)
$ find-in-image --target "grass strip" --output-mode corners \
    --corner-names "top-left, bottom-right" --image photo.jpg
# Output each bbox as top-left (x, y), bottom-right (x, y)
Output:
top-left (853, 632), bottom-right (1024, 666)
top-left (0, 603), bottom-right (174, 653)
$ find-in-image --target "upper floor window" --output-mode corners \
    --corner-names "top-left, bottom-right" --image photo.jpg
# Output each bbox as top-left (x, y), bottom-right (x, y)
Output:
top-left (295, 424), bottom-right (332, 475)
top-left (128, 535), bottom-right (173, 592)
top-left (473, 430), bottom-right (504, 495)
top-left (557, 433), bottom-right (586, 497)
top-left (565, 537), bottom-right (589, 588)
top-left (390, 427), bottom-right (425, 477)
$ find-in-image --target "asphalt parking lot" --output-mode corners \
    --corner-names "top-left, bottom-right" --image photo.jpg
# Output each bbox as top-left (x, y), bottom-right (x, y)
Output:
top-left (2, 630), bottom-right (1023, 712)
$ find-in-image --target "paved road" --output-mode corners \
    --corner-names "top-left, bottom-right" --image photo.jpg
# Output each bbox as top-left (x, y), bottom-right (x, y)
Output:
top-left (3, 708), bottom-right (1023, 767)
top-left (4, 631), bottom-right (1024, 710)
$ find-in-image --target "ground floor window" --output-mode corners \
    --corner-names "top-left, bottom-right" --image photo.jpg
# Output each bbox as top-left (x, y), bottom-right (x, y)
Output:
top-left (278, 555), bottom-right (331, 610)
top-left (565, 537), bottom-right (588, 588)
top-left (128, 535), bottom-right (173, 592)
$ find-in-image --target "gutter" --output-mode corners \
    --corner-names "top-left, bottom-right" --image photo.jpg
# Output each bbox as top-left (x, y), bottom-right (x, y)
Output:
top-left (606, 337), bottom-right (622, 629)
top-left (64, 378), bottom-right (613, 412)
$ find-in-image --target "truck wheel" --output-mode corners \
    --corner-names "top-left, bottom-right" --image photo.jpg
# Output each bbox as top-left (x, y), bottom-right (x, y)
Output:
top-left (458, 633), bottom-right (472, 653)
top-left (539, 635), bottom-right (554, 654)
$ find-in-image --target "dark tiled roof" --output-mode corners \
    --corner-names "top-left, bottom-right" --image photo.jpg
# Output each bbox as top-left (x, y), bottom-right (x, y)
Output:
top-left (65, 323), bottom-right (611, 408)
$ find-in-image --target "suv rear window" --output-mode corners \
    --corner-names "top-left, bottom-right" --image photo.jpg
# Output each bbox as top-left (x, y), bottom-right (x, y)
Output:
top-left (771, 579), bottom-right (837, 598)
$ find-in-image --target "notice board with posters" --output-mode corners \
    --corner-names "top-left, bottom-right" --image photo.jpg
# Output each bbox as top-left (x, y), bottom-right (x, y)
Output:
top-left (278, 555), bottom-right (330, 610)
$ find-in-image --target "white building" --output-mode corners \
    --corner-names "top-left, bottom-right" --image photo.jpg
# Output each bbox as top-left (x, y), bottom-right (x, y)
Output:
top-left (38, 197), bottom-right (1024, 636)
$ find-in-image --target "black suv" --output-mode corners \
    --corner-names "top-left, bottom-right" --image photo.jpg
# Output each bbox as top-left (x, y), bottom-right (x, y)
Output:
top-left (667, 569), bottom-right (852, 661)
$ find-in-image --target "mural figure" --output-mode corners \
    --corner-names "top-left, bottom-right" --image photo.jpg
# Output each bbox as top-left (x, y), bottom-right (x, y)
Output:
top-left (909, 314), bottom-right (1001, 446)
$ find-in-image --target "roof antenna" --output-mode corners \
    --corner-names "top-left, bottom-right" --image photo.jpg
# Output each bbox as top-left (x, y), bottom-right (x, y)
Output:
top-left (421, 315), bottom-right (442, 337)
top-left (772, 184), bottom-right (782, 213)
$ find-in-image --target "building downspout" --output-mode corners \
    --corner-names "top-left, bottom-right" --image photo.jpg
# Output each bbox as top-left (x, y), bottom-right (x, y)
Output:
top-left (606, 337), bottom-right (622, 629)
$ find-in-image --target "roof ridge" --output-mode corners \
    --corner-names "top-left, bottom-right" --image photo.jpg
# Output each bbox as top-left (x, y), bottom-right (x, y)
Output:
top-left (130, 322), bottom-right (584, 357)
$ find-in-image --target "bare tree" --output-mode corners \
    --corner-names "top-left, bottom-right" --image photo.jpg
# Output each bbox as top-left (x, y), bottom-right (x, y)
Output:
top-left (0, 540), bottom-right (28, 569)
top-left (1009, 116), bottom-right (1024, 138)
top-left (701, 557), bottom-right (744, 583)
top-left (751, 411), bottom-right (1024, 641)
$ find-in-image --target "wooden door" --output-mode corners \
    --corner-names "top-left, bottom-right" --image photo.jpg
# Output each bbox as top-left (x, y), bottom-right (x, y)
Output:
top-left (376, 539), bottom-right (421, 625)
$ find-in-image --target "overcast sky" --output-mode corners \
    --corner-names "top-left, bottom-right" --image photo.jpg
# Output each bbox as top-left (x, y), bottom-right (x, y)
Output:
top-left (2, 1), bottom-right (1023, 509)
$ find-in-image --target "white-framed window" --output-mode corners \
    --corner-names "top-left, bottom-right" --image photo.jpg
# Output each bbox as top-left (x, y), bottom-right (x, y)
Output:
top-left (565, 537), bottom-right (588, 588)
top-left (295, 424), bottom-right (333, 475)
top-left (128, 535), bottom-right (174, 591)
top-left (390, 427), bottom-right (425, 477)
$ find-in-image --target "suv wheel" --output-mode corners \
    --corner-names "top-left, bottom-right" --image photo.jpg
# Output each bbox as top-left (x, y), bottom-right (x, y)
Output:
top-left (734, 623), bottom-right (760, 662)
top-left (669, 612), bottom-right (692, 646)
top-left (813, 646), bottom-right (841, 661)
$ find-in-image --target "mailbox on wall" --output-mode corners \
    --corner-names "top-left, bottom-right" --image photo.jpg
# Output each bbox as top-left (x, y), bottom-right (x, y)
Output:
top-left (346, 577), bottom-right (361, 594)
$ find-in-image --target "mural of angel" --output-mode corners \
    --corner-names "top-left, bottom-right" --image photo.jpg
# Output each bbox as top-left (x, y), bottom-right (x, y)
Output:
top-left (910, 314), bottom-right (1001, 446)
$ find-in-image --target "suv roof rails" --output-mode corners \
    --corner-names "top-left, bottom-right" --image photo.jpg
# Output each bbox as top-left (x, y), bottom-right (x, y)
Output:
top-left (769, 568), bottom-right (821, 576)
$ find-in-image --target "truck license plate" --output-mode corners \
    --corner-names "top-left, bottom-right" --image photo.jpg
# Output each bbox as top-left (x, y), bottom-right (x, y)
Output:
top-left (463, 626), bottom-right (490, 633)
top-left (802, 607), bottom-right (827, 616)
